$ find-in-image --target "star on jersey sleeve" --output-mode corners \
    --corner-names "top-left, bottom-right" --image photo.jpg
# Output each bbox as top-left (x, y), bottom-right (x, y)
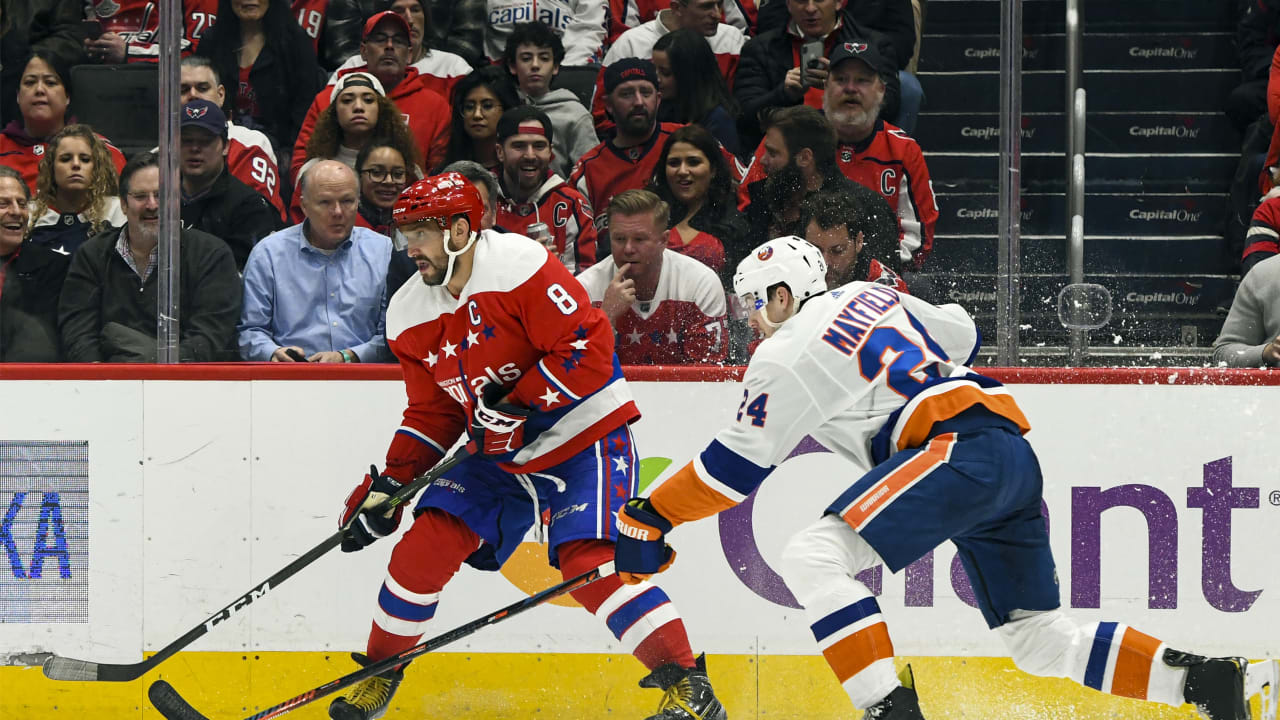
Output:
top-left (383, 334), bottom-right (468, 482)
top-left (506, 256), bottom-right (619, 411)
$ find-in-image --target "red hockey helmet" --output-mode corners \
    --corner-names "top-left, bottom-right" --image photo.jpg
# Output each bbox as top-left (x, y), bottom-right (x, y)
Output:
top-left (393, 172), bottom-right (483, 232)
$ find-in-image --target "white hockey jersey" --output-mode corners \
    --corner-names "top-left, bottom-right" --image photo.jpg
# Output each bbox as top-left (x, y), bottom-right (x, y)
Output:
top-left (484, 0), bottom-right (608, 66)
top-left (645, 282), bottom-right (1031, 524)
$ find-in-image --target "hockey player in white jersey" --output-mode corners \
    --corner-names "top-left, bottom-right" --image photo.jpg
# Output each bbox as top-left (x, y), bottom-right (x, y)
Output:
top-left (612, 236), bottom-right (1280, 720)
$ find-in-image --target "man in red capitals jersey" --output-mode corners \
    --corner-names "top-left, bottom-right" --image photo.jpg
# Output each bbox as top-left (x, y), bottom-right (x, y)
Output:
top-left (330, 173), bottom-right (726, 720)
top-left (494, 107), bottom-right (597, 273)
top-left (578, 190), bottom-right (728, 365)
top-left (738, 41), bottom-right (937, 271)
top-left (84, 0), bottom-right (218, 63)
top-left (572, 59), bottom-right (678, 245)
top-left (292, 11), bottom-right (450, 182)
top-left (179, 57), bottom-right (286, 221)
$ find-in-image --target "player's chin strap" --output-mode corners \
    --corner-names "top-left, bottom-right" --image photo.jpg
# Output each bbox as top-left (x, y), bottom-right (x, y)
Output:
top-left (441, 228), bottom-right (478, 286)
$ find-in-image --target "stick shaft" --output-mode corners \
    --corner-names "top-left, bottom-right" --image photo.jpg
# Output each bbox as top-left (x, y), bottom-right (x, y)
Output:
top-left (242, 563), bottom-right (613, 720)
top-left (44, 449), bottom-right (470, 682)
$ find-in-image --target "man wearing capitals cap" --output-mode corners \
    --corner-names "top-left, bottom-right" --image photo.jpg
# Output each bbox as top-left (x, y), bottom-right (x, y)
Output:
top-left (292, 10), bottom-right (451, 183)
top-left (178, 99), bottom-right (281, 271)
top-left (733, 0), bottom-right (903, 151)
top-left (822, 40), bottom-right (937, 272)
top-left (736, 40), bottom-right (937, 273)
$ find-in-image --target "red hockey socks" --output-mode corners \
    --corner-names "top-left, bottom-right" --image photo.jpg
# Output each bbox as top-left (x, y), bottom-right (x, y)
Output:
top-left (558, 538), bottom-right (696, 670)
top-left (366, 509), bottom-right (480, 661)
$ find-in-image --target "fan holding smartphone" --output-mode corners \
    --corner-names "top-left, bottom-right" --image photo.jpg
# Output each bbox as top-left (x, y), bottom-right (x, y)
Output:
top-left (783, 39), bottom-right (830, 102)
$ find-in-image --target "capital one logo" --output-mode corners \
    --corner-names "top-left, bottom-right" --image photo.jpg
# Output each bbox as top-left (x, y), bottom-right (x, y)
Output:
top-left (717, 443), bottom-right (1262, 613)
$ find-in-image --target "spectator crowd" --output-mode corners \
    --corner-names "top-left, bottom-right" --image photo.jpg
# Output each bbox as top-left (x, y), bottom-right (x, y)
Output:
top-left (0, 0), bottom-right (938, 366)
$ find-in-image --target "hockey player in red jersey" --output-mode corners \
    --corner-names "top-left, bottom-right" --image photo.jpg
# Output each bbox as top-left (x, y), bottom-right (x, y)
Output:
top-left (330, 173), bottom-right (726, 720)
top-left (612, 236), bottom-right (1280, 720)
top-left (493, 106), bottom-right (597, 273)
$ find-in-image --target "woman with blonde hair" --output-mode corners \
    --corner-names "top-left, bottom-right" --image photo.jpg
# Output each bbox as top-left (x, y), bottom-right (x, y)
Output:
top-left (289, 72), bottom-right (423, 221)
top-left (28, 124), bottom-right (126, 256)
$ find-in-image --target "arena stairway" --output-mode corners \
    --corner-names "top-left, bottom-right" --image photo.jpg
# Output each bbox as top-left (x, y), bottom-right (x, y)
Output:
top-left (912, 0), bottom-right (1239, 353)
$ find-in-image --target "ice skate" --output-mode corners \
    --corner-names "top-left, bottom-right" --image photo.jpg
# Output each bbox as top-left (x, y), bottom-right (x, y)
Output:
top-left (639, 653), bottom-right (728, 720)
top-left (328, 653), bottom-right (404, 720)
top-left (862, 664), bottom-right (926, 720)
top-left (1167, 649), bottom-right (1280, 720)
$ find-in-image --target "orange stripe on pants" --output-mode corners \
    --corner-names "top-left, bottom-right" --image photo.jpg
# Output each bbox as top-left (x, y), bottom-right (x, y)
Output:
top-left (841, 434), bottom-right (955, 530)
top-left (1111, 627), bottom-right (1164, 699)
top-left (821, 622), bottom-right (895, 683)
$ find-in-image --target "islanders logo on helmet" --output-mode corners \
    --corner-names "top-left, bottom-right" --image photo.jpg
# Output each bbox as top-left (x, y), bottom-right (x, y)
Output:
top-left (757, 246), bottom-right (774, 261)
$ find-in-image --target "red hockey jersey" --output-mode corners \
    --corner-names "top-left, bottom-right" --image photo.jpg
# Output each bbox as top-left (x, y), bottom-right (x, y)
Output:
top-left (88, 0), bottom-right (219, 61)
top-left (1245, 188), bottom-right (1280, 263)
top-left (666, 228), bottom-right (724, 274)
top-left (577, 249), bottom-right (728, 365)
top-left (291, 0), bottom-right (328, 53)
top-left (495, 173), bottom-right (598, 274)
top-left (738, 119), bottom-right (939, 270)
top-left (292, 66), bottom-right (451, 183)
top-left (0, 128), bottom-right (126, 195)
top-left (226, 122), bottom-right (285, 220)
top-left (382, 230), bottom-right (639, 479)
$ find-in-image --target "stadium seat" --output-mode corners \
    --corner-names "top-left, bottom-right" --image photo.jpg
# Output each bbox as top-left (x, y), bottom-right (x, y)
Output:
top-left (69, 64), bottom-right (159, 159)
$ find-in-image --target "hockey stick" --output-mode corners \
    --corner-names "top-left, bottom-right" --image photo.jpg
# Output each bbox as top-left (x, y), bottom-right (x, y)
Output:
top-left (42, 448), bottom-right (472, 682)
top-left (147, 562), bottom-right (615, 720)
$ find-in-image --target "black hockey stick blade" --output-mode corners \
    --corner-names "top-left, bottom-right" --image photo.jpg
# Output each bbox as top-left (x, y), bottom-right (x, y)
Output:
top-left (42, 449), bottom-right (471, 682)
top-left (150, 680), bottom-right (212, 720)
top-left (148, 562), bottom-right (614, 720)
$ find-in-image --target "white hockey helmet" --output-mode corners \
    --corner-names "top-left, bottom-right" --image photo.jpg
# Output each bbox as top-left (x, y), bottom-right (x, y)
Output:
top-left (732, 236), bottom-right (828, 314)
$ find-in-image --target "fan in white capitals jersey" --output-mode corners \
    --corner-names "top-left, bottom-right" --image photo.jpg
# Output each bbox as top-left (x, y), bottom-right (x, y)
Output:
top-left (329, 172), bottom-right (726, 720)
top-left (612, 236), bottom-right (1280, 720)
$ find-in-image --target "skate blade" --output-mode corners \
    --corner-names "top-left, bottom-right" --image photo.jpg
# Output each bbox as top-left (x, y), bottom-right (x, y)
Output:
top-left (1245, 659), bottom-right (1279, 720)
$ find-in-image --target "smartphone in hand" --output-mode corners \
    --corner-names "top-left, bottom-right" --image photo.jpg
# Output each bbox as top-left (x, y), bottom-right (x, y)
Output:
top-left (800, 39), bottom-right (824, 88)
top-left (82, 19), bottom-right (104, 41)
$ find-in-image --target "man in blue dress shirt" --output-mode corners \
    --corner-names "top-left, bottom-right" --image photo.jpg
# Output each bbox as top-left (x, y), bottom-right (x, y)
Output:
top-left (238, 160), bottom-right (392, 362)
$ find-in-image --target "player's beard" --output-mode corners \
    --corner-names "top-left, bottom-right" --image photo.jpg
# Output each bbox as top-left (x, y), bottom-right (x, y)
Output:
top-left (763, 159), bottom-right (805, 210)
top-left (417, 257), bottom-right (447, 285)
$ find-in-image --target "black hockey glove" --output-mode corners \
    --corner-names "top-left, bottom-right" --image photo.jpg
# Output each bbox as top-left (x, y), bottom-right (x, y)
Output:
top-left (340, 465), bottom-right (407, 552)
